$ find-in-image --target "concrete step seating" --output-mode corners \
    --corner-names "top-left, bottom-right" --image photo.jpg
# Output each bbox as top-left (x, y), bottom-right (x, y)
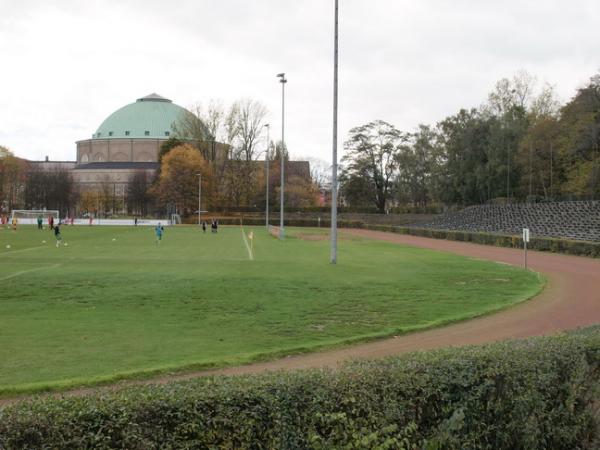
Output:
top-left (412, 201), bottom-right (600, 242)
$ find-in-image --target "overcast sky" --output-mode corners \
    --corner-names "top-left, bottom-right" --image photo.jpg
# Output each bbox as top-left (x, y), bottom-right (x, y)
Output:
top-left (1, 0), bottom-right (598, 163)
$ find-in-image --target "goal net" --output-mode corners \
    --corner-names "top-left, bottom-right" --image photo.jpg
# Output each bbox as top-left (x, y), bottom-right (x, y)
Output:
top-left (10, 209), bottom-right (60, 225)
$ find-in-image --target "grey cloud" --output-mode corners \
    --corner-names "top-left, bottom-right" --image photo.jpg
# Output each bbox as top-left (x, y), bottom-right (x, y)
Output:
top-left (1, 0), bottom-right (599, 161)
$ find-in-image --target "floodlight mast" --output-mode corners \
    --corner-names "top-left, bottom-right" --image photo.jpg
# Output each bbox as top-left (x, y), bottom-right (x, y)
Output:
top-left (277, 72), bottom-right (287, 240)
top-left (330, 0), bottom-right (339, 264)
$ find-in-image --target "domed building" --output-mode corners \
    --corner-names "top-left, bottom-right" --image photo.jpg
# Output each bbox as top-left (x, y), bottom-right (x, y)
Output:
top-left (27, 93), bottom-right (311, 215)
top-left (71, 93), bottom-right (228, 189)
top-left (78, 93), bottom-right (190, 163)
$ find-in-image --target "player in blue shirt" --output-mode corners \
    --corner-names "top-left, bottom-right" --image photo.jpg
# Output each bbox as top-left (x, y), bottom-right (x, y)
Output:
top-left (155, 223), bottom-right (164, 244)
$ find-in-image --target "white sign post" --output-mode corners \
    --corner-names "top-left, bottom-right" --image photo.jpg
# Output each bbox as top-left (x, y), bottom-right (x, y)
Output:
top-left (522, 228), bottom-right (530, 269)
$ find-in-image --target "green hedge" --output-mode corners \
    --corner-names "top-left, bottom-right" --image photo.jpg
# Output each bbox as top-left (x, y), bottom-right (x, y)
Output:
top-left (185, 217), bottom-right (366, 229)
top-left (1, 328), bottom-right (598, 449)
top-left (363, 225), bottom-right (600, 258)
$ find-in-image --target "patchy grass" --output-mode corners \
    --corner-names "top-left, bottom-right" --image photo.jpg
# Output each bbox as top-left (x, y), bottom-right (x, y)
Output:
top-left (0, 224), bottom-right (543, 395)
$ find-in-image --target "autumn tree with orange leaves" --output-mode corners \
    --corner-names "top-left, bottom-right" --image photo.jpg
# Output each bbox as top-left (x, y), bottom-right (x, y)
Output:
top-left (153, 144), bottom-right (213, 216)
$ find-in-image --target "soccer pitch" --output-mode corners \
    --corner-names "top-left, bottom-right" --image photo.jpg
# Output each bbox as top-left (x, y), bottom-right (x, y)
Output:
top-left (0, 225), bottom-right (543, 394)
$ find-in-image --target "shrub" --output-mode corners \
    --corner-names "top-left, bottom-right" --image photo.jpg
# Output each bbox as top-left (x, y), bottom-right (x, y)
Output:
top-left (362, 225), bottom-right (600, 258)
top-left (1, 329), bottom-right (598, 449)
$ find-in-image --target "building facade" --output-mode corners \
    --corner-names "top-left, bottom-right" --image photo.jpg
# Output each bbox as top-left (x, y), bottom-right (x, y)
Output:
top-left (27, 93), bottom-right (310, 214)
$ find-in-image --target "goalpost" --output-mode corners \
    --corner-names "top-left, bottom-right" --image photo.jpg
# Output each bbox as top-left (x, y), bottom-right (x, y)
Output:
top-left (10, 210), bottom-right (60, 225)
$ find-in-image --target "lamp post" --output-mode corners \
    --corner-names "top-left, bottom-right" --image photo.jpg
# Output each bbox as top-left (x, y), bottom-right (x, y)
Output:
top-left (263, 123), bottom-right (270, 229)
top-left (331, 0), bottom-right (339, 264)
top-left (277, 72), bottom-right (287, 240)
top-left (196, 173), bottom-right (202, 226)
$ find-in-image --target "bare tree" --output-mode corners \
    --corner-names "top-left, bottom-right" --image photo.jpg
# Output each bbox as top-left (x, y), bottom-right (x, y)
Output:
top-left (219, 160), bottom-right (259, 207)
top-left (301, 156), bottom-right (331, 189)
top-left (530, 83), bottom-right (561, 119)
top-left (24, 167), bottom-right (74, 216)
top-left (227, 98), bottom-right (268, 161)
top-left (485, 70), bottom-right (537, 115)
top-left (171, 104), bottom-right (211, 142)
top-left (203, 99), bottom-right (225, 141)
top-left (178, 99), bottom-right (227, 142)
top-left (127, 170), bottom-right (151, 216)
top-left (98, 177), bottom-right (113, 217)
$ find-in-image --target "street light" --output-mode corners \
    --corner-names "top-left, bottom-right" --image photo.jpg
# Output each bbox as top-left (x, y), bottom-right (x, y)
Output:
top-left (277, 72), bottom-right (287, 240)
top-left (263, 123), bottom-right (270, 229)
top-left (196, 173), bottom-right (202, 226)
top-left (331, 0), bottom-right (339, 264)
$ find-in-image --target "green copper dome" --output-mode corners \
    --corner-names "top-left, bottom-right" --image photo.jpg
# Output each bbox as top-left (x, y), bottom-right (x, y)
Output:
top-left (93, 93), bottom-right (191, 139)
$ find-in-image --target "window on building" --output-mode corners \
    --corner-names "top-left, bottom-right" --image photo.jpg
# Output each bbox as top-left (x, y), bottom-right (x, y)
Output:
top-left (125, 131), bottom-right (130, 136)
top-left (97, 132), bottom-right (101, 137)
top-left (164, 131), bottom-right (170, 136)
top-left (144, 130), bottom-right (150, 136)
top-left (108, 131), bottom-right (113, 136)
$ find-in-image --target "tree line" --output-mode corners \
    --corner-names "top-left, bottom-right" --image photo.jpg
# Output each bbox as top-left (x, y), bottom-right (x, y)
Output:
top-left (148, 97), bottom-right (320, 217)
top-left (5, 72), bottom-right (598, 218)
top-left (340, 71), bottom-right (600, 212)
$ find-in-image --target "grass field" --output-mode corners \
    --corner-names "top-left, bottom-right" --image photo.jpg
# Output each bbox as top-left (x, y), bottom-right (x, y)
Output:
top-left (0, 224), bottom-right (543, 395)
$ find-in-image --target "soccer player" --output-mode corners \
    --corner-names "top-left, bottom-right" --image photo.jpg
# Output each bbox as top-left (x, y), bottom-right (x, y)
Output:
top-left (202, 221), bottom-right (206, 233)
top-left (11, 216), bottom-right (17, 231)
top-left (155, 223), bottom-right (164, 244)
top-left (48, 215), bottom-right (54, 230)
top-left (54, 223), bottom-right (62, 247)
top-left (37, 214), bottom-right (43, 229)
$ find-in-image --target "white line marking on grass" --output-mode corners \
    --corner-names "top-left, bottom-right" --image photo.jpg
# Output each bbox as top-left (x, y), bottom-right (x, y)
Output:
top-left (0, 263), bottom-right (61, 281)
top-left (2, 245), bottom-right (47, 256)
top-left (240, 227), bottom-right (254, 261)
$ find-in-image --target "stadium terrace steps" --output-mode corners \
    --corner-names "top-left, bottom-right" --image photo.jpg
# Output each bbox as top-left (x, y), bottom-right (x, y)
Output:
top-left (411, 201), bottom-right (600, 242)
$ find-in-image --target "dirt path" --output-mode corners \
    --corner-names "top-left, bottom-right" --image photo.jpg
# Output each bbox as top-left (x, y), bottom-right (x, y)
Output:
top-left (2, 229), bottom-right (599, 405)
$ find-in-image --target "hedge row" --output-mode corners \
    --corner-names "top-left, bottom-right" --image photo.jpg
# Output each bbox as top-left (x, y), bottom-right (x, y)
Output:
top-left (182, 216), bottom-right (365, 228)
top-left (363, 225), bottom-right (600, 258)
top-left (1, 328), bottom-right (599, 449)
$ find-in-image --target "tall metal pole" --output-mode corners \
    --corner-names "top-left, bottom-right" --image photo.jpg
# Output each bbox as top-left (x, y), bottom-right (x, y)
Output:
top-left (277, 73), bottom-right (287, 240)
top-left (264, 123), bottom-right (270, 229)
top-left (197, 173), bottom-right (202, 226)
top-left (330, 0), bottom-right (339, 264)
